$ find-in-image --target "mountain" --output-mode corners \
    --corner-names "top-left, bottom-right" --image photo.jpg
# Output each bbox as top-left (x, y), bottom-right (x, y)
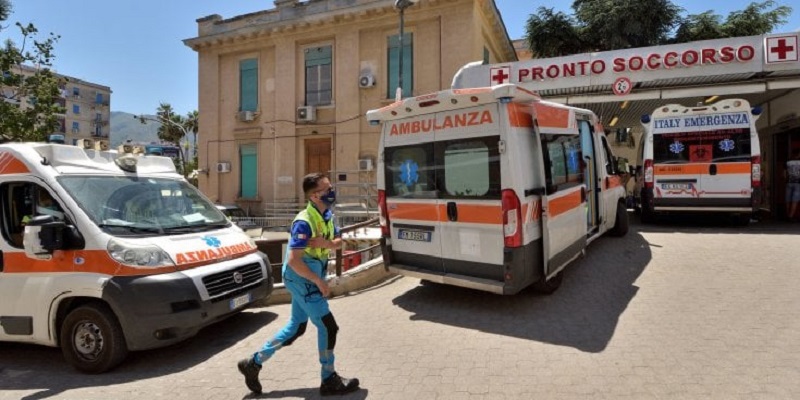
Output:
top-left (110, 111), bottom-right (160, 148)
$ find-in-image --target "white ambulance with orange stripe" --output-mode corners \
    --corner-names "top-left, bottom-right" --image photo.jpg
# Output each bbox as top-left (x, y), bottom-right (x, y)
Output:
top-left (634, 99), bottom-right (762, 224)
top-left (0, 141), bottom-right (273, 373)
top-left (367, 84), bottom-right (629, 295)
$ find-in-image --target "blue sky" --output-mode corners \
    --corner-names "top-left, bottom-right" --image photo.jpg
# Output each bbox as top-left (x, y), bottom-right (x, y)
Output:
top-left (5, 1), bottom-right (799, 116)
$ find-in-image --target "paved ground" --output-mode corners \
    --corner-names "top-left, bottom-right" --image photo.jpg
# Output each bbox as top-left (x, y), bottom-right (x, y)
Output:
top-left (1, 215), bottom-right (798, 399)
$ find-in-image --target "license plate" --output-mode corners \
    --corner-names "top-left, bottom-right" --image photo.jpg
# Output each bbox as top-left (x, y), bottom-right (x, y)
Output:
top-left (229, 293), bottom-right (251, 310)
top-left (661, 183), bottom-right (690, 190)
top-left (398, 229), bottom-right (431, 242)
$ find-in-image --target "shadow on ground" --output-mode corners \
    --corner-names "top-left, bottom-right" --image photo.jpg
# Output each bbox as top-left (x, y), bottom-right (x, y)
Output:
top-left (392, 228), bottom-right (652, 353)
top-left (0, 310), bottom-right (277, 400)
top-left (243, 387), bottom-right (368, 400)
top-left (633, 212), bottom-right (800, 234)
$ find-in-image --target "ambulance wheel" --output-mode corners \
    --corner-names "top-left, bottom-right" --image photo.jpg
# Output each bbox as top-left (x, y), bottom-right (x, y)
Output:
top-left (61, 303), bottom-right (128, 374)
top-left (532, 271), bottom-right (563, 295)
top-left (640, 203), bottom-right (655, 224)
top-left (733, 213), bottom-right (751, 226)
top-left (609, 201), bottom-right (629, 237)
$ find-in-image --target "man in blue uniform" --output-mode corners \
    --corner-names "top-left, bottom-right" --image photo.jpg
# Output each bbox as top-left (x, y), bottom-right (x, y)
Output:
top-left (237, 173), bottom-right (360, 396)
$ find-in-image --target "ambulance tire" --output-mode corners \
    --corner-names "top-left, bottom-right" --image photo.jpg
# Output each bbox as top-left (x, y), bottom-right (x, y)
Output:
top-left (640, 203), bottom-right (655, 224)
top-left (609, 201), bottom-right (629, 237)
top-left (532, 271), bottom-right (563, 295)
top-left (61, 303), bottom-right (128, 374)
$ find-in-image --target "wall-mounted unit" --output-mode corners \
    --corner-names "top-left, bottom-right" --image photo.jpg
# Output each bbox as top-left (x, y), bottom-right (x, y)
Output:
top-left (216, 162), bottom-right (231, 173)
top-left (297, 106), bottom-right (316, 122)
top-left (76, 139), bottom-right (94, 149)
top-left (237, 110), bottom-right (255, 122)
top-left (358, 73), bottom-right (376, 88)
top-left (358, 158), bottom-right (373, 171)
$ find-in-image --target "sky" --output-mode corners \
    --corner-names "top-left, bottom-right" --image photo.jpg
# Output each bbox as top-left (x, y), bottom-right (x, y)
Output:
top-left (5, 1), bottom-right (799, 116)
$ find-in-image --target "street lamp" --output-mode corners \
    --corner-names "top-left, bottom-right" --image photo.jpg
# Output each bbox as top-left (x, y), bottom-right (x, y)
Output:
top-left (394, 0), bottom-right (418, 101)
top-left (133, 114), bottom-right (190, 174)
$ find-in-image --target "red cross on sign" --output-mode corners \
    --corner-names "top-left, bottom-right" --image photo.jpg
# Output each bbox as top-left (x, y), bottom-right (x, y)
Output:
top-left (766, 35), bottom-right (798, 63)
top-left (490, 66), bottom-right (511, 85)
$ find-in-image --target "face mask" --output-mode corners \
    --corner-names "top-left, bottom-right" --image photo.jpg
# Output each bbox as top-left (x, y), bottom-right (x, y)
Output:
top-left (321, 189), bottom-right (336, 206)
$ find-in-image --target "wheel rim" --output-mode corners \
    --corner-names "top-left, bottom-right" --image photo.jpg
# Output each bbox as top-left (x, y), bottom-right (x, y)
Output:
top-left (72, 320), bottom-right (104, 361)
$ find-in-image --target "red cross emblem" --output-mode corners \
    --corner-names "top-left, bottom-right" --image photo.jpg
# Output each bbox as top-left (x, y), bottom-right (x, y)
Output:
top-left (765, 35), bottom-right (798, 63)
top-left (490, 66), bottom-right (511, 85)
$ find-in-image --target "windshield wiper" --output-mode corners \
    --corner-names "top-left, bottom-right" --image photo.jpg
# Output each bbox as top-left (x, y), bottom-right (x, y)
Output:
top-left (162, 222), bottom-right (229, 234)
top-left (97, 224), bottom-right (164, 234)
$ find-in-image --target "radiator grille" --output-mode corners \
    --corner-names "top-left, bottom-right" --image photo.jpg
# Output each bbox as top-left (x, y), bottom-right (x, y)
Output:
top-left (202, 262), bottom-right (263, 299)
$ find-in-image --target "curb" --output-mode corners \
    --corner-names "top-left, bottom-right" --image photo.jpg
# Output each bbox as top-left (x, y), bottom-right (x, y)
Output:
top-left (255, 257), bottom-right (395, 306)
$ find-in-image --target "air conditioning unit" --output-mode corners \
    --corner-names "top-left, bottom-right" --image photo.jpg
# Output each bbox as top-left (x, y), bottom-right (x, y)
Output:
top-left (94, 140), bottom-right (109, 151)
top-left (216, 162), bottom-right (232, 173)
top-left (76, 138), bottom-right (94, 149)
top-left (358, 73), bottom-right (376, 88)
top-left (358, 158), bottom-right (373, 171)
top-left (297, 106), bottom-right (316, 122)
top-left (238, 110), bottom-right (255, 122)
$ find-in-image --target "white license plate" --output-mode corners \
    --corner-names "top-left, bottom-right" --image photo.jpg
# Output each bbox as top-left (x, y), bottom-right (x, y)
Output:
top-left (398, 229), bottom-right (432, 242)
top-left (229, 293), bottom-right (251, 310)
top-left (661, 183), bottom-right (690, 190)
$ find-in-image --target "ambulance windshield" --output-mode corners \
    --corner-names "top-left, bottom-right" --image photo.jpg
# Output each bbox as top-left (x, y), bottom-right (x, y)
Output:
top-left (58, 176), bottom-right (229, 236)
top-left (652, 128), bottom-right (752, 164)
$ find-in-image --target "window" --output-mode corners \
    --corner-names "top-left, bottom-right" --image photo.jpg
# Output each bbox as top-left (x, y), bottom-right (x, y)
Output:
top-left (95, 93), bottom-right (103, 104)
top-left (72, 87), bottom-right (80, 97)
top-left (652, 128), bottom-right (752, 164)
top-left (483, 47), bottom-right (490, 64)
top-left (305, 46), bottom-right (332, 106)
top-left (0, 183), bottom-right (66, 248)
top-left (239, 59), bottom-right (258, 112)
top-left (240, 144), bottom-right (258, 199)
top-left (387, 33), bottom-right (413, 99)
top-left (72, 121), bottom-right (79, 133)
top-left (441, 137), bottom-right (501, 199)
top-left (541, 134), bottom-right (583, 193)
top-left (73, 104), bottom-right (80, 114)
top-left (385, 143), bottom-right (437, 199)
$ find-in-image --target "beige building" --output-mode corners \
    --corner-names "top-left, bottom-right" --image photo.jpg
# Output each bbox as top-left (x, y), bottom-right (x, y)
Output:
top-left (184, 0), bottom-right (515, 212)
top-left (1, 64), bottom-right (111, 143)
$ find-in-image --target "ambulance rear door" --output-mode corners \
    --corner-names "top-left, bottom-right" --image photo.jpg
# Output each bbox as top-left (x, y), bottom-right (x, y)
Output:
top-left (382, 114), bottom-right (444, 275)
top-left (434, 104), bottom-right (505, 282)
top-left (534, 104), bottom-right (587, 279)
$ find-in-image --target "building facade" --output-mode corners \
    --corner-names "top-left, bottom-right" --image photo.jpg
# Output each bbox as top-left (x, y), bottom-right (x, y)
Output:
top-left (1, 64), bottom-right (111, 143)
top-left (184, 0), bottom-right (514, 211)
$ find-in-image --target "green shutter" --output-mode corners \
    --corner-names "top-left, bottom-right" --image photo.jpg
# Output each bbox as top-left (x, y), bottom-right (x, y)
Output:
top-left (305, 46), bottom-right (332, 67)
top-left (240, 59), bottom-right (258, 112)
top-left (387, 33), bottom-right (413, 98)
top-left (240, 144), bottom-right (258, 199)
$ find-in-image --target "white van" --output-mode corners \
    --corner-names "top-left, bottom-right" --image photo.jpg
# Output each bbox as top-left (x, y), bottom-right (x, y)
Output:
top-left (634, 98), bottom-right (762, 224)
top-left (367, 84), bottom-right (629, 295)
top-left (0, 141), bottom-right (273, 373)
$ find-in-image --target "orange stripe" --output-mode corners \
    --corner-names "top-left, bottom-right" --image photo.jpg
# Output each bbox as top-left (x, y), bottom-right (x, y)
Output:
top-left (507, 103), bottom-right (533, 128)
top-left (452, 88), bottom-right (492, 95)
top-left (449, 204), bottom-right (502, 224)
top-left (548, 190), bottom-right (583, 218)
top-left (387, 202), bottom-right (440, 222)
top-left (533, 103), bottom-right (570, 130)
top-left (387, 202), bottom-right (503, 224)
top-left (3, 248), bottom-right (257, 275)
top-left (655, 163), bottom-right (750, 175)
top-left (0, 152), bottom-right (31, 174)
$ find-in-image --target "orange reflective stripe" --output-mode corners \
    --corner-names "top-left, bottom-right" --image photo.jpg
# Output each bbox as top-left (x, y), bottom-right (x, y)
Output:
top-left (449, 204), bottom-right (502, 224)
top-left (0, 152), bottom-right (30, 175)
top-left (548, 190), bottom-right (583, 218)
top-left (533, 103), bottom-right (570, 130)
top-left (387, 202), bottom-right (503, 224)
top-left (387, 202), bottom-right (440, 222)
top-left (655, 163), bottom-right (750, 175)
top-left (507, 103), bottom-right (533, 128)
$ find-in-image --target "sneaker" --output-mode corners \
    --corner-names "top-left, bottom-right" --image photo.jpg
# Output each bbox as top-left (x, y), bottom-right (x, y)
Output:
top-left (320, 372), bottom-right (360, 396)
top-left (237, 357), bottom-right (262, 394)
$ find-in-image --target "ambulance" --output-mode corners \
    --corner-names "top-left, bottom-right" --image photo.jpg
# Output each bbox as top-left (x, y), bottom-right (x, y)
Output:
top-left (0, 140), bottom-right (273, 373)
top-left (634, 98), bottom-right (762, 224)
top-left (367, 84), bottom-right (629, 295)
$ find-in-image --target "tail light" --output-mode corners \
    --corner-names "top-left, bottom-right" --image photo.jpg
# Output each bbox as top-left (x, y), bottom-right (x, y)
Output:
top-left (378, 190), bottom-right (390, 237)
top-left (501, 189), bottom-right (522, 248)
top-left (751, 155), bottom-right (761, 188)
top-left (644, 159), bottom-right (654, 189)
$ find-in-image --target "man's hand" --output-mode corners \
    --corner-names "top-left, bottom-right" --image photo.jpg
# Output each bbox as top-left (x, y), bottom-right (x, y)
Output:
top-left (308, 236), bottom-right (333, 249)
top-left (315, 278), bottom-right (331, 298)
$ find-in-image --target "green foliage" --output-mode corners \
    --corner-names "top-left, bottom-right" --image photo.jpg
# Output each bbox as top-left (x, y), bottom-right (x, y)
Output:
top-left (525, 0), bottom-right (793, 57)
top-left (1, 21), bottom-right (64, 141)
top-left (0, 0), bottom-right (11, 23)
top-left (155, 102), bottom-right (185, 145)
top-left (524, 7), bottom-right (584, 57)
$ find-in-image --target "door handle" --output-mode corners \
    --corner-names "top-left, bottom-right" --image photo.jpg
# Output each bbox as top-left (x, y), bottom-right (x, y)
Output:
top-left (709, 164), bottom-right (718, 175)
top-left (447, 202), bottom-right (458, 221)
top-left (581, 187), bottom-right (587, 203)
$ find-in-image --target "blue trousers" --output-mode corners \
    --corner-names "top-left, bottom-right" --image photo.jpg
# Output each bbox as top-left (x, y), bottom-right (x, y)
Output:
top-left (253, 256), bottom-right (338, 381)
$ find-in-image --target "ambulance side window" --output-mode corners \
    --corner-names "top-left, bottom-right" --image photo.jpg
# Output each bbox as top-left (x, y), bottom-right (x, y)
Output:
top-left (0, 182), bottom-right (65, 249)
top-left (541, 133), bottom-right (583, 194)
top-left (600, 135), bottom-right (616, 174)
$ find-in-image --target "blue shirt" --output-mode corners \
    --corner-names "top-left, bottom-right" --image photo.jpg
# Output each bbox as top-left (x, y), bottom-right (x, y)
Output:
top-left (288, 205), bottom-right (340, 249)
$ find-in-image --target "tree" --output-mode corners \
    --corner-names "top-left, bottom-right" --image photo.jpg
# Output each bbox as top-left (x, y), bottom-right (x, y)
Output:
top-left (673, 11), bottom-right (725, 43)
top-left (184, 109), bottom-right (198, 163)
top-left (0, 0), bottom-right (11, 25)
top-left (1, 18), bottom-right (64, 142)
top-left (154, 102), bottom-right (185, 145)
top-left (524, 7), bottom-right (585, 58)
top-left (721, 1), bottom-right (791, 37)
top-left (573, 0), bottom-right (683, 51)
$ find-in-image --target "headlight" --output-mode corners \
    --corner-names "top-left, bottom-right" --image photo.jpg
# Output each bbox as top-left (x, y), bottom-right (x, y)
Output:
top-left (107, 238), bottom-right (174, 268)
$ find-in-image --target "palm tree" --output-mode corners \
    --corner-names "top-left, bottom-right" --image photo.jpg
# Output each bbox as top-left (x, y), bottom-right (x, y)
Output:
top-left (0, 0), bottom-right (11, 24)
top-left (155, 102), bottom-right (185, 145)
top-left (185, 110), bottom-right (199, 164)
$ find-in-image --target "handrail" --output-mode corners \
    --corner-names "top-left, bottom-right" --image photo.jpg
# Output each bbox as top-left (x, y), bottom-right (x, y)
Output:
top-left (334, 217), bottom-right (379, 276)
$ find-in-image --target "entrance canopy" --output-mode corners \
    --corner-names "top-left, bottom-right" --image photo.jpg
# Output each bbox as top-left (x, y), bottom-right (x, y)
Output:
top-left (452, 32), bottom-right (800, 130)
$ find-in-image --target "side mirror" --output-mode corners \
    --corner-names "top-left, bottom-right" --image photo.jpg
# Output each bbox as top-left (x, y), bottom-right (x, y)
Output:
top-left (616, 157), bottom-right (630, 175)
top-left (23, 215), bottom-right (85, 259)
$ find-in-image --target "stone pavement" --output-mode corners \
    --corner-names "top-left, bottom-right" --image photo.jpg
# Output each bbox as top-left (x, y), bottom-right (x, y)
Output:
top-left (0, 217), bottom-right (798, 399)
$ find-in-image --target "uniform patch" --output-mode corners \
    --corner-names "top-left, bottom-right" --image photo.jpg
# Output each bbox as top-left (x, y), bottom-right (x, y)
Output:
top-left (295, 233), bottom-right (308, 240)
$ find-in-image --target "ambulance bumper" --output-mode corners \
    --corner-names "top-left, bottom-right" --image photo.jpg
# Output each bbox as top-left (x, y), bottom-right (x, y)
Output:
top-left (102, 257), bottom-right (273, 351)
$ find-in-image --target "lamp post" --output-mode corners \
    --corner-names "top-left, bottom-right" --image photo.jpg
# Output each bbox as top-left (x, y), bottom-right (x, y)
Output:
top-left (133, 114), bottom-right (190, 175)
top-left (394, 0), bottom-right (418, 102)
